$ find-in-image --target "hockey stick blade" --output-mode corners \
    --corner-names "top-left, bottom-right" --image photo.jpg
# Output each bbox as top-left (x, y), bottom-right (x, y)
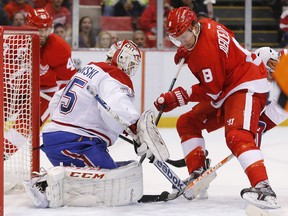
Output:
top-left (183, 154), bottom-right (234, 200)
top-left (138, 191), bottom-right (182, 203)
top-left (166, 158), bottom-right (186, 168)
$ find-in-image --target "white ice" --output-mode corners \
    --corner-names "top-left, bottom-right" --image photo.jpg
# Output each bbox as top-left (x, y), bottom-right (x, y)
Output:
top-left (4, 127), bottom-right (288, 216)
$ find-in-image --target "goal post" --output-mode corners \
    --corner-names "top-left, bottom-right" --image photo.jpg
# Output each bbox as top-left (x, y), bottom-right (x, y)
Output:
top-left (0, 26), bottom-right (40, 215)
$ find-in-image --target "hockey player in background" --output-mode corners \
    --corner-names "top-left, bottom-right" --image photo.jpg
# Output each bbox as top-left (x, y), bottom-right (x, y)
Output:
top-left (253, 47), bottom-right (288, 146)
top-left (154, 7), bottom-right (279, 208)
top-left (26, 8), bottom-right (77, 125)
top-left (274, 50), bottom-right (288, 112)
top-left (23, 40), bottom-right (169, 208)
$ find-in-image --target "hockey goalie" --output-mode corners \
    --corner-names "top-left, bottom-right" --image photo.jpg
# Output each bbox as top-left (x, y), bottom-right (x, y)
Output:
top-left (23, 39), bottom-right (169, 207)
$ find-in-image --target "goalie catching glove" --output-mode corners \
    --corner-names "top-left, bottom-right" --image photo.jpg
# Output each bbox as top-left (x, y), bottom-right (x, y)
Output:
top-left (154, 87), bottom-right (190, 112)
top-left (130, 109), bottom-right (170, 161)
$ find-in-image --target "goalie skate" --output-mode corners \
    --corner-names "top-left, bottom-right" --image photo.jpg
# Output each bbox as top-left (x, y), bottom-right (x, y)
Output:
top-left (23, 170), bottom-right (49, 208)
top-left (241, 180), bottom-right (280, 209)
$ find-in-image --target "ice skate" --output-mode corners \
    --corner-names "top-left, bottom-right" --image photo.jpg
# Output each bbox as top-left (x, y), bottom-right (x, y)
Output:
top-left (23, 169), bottom-right (49, 208)
top-left (241, 180), bottom-right (280, 209)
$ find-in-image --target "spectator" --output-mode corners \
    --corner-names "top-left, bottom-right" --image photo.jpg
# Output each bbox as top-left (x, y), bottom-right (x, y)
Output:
top-left (45, 0), bottom-right (72, 40)
top-left (78, 16), bottom-right (97, 48)
top-left (170, 0), bottom-right (209, 19)
top-left (132, 30), bottom-right (146, 48)
top-left (114, 0), bottom-right (144, 17)
top-left (53, 22), bottom-right (71, 45)
top-left (33, 0), bottom-right (48, 8)
top-left (280, 6), bottom-right (288, 47)
top-left (139, 0), bottom-right (172, 48)
top-left (4, 0), bottom-right (34, 22)
top-left (101, 0), bottom-right (117, 16)
top-left (109, 31), bottom-right (119, 43)
top-left (0, 3), bottom-right (10, 25)
top-left (96, 31), bottom-right (112, 48)
top-left (12, 12), bottom-right (26, 26)
top-left (114, 0), bottom-right (145, 30)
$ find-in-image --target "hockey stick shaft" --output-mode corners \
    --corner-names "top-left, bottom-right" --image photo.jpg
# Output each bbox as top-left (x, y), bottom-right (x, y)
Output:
top-left (87, 86), bottom-right (138, 141)
top-left (87, 87), bottom-right (186, 191)
top-left (185, 153), bottom-right (234, 191)
top-left (155, 58), bottom-right (185, 125)
top-left (119, 134), bottom-right (186, 167)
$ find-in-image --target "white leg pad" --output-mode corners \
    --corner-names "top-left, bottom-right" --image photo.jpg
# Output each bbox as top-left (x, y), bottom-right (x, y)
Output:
top-left (46, 161), bottom-right (143, 207)
top-left (46, 166), bottom-right (65, 208)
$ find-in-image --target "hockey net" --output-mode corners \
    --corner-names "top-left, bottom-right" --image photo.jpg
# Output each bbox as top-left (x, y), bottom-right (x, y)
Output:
top-left (0, 26), bottom-right (40, 213)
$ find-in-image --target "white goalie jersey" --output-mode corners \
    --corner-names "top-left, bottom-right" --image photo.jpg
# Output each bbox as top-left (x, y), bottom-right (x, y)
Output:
top-left (43, 62), bottom-right (140, 145)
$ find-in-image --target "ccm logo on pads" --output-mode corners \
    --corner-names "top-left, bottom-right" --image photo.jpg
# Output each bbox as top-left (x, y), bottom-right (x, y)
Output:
top-left (69, 172), bottom-right (105, 179)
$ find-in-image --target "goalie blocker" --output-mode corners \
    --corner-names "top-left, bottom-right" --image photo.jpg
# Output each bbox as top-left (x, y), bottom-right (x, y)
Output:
top-left (23, 161), bottom-right (143, 208)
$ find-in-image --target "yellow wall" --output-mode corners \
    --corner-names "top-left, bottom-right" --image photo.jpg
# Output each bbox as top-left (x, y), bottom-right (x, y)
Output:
top-left (158, 117), bottom-right (288, 128)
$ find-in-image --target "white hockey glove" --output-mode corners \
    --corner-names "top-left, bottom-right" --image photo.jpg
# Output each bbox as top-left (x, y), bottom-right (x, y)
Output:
top-left (134, 139), bottom-right (153, 159)
top-left (136, 109), bottom-right (170, 161)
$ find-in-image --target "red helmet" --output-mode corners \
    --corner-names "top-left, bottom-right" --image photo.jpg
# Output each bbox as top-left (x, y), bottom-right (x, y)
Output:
top-left (26, 8), bottom-right (53, 29)
top-left (166, 7), bottom-right (197, 37)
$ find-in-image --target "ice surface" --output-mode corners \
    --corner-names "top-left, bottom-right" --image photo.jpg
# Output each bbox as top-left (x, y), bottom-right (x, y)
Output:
top-left (4, 127), bottom-right (288, 216)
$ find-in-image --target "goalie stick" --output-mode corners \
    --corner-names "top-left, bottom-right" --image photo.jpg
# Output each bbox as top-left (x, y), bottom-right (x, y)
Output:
top-left (139, 153), bottom-right (234, 203)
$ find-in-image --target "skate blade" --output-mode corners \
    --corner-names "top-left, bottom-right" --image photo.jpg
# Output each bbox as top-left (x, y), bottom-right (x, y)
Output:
top-left (242, 192), bottom-right (281, 209)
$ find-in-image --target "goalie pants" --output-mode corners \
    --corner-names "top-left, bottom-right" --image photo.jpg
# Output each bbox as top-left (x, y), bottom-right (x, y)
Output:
top-left (176, 90), bottom-right (269, 187)
top-left (42, 131), bottom-right (118, 169)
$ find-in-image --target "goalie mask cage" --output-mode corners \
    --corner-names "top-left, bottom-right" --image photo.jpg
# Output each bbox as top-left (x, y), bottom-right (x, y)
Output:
top-left (0, 26), bottom-right (40, 215)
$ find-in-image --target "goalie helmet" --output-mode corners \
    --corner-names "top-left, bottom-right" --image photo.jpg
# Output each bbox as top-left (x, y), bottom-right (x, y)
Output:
top-left (26, 8), bottom-right (53, 29)
top-left (166, 7), bottom-right (197, 38)
top-left (111, 40), bottom-right (141, 77)
top-left (254, 47), bottom-right (278, 72)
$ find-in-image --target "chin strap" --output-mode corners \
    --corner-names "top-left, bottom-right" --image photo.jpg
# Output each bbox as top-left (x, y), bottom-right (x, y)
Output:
top-left (188, 22), bottom-right (202, 51)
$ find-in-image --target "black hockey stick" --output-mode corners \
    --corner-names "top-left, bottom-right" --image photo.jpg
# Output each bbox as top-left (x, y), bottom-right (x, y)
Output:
top-left (155, 58), bottom-right (185, 125)
top-left (119, 134), bottom-right (186, 167)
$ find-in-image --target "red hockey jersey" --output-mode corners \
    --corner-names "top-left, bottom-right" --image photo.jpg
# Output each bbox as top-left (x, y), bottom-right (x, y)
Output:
top-left (187, 18), bottom-right (269, 108)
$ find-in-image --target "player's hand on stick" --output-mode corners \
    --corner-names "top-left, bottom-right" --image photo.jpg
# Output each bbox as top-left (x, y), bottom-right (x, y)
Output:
top-left (134, 140), bottom-right (153, 159)
top-left (174, 46), bottom-right (191, 64)
top-left (154, 87), bottom-right (189, 112)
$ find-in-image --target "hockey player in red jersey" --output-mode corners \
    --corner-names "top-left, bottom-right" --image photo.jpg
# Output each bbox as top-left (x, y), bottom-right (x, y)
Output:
top-left (154, 7), bottom-right (279, 208)
top-left (26, 8), bottom-right (77, 125)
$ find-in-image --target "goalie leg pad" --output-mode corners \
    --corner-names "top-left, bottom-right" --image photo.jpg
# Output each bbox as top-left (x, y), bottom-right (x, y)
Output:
top-left (137, 109), bottom-right (170, 161)
top-left (62, 161), bottom-right (143, 207)
top-left (46, 166), bottom-right (65, 208)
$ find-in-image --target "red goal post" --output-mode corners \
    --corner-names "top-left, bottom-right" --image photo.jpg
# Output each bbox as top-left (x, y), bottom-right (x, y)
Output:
top-left (0, 26), bottom-right (40, 215)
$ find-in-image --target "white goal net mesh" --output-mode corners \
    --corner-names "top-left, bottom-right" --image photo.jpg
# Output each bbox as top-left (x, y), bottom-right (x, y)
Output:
top-left (1, 29), bottom-right (39, 192)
